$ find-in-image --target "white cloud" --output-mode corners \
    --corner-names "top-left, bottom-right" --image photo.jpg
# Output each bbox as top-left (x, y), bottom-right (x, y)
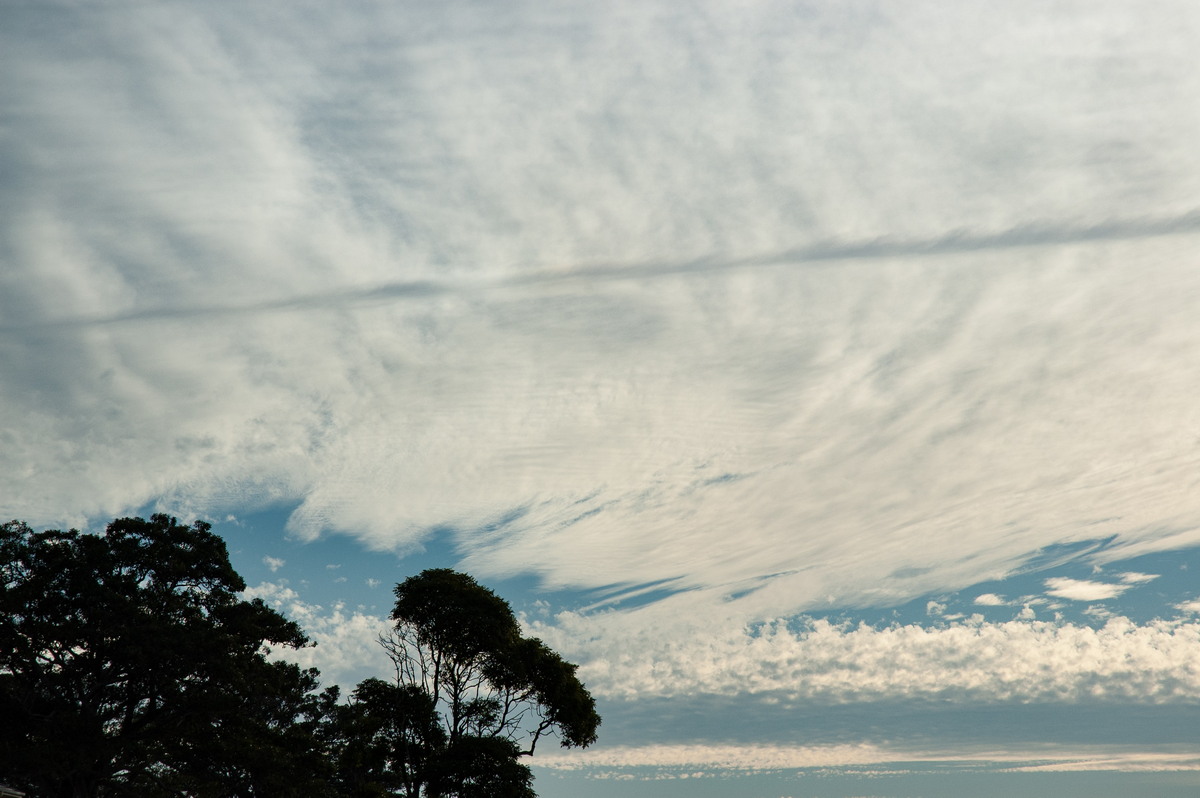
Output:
top-left (1044, 578), bottom-right (1131, 601)
top-left (537, 614), bottom-right (1200, 704)
top-left (244, 580), bottom-right (299, 606)
top-left (1176, 599), bottom-right (1200, 614)
top-left (533, 743), bottom-right (1200, 775)
top-left (262, 555), bottom-right (285, 572)
top-left (5, 0), bottom-right (1200, 664)
top-left (1007, 753), bottom-right (1200, 773)
top-left (974, 593), bottom-right (1008, 606)
top-left (534, 743), bottom-right (903, 772)
top-left (244, 581), bottom-right (392, 689)
top-left (1119, 571), bottom-right (1159, 584)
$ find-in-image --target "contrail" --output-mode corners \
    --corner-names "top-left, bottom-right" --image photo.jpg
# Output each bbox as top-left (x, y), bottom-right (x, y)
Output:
top-left (7, 211), bottom-right (1200, 332)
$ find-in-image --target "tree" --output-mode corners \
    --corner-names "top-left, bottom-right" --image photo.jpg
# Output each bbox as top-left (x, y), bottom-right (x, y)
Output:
top-left (372, 569), bottom-right (600, 797)
top-left (0, 515), bottom-right (329, 797)
top-left (320, 679), bottom-right (445, 798)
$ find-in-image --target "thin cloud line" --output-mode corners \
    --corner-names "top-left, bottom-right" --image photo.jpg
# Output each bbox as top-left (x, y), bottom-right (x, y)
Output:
top-left (8, 211), bottom-right (1200, 333)
top-left (533, 742), bottom-right (1200, 774)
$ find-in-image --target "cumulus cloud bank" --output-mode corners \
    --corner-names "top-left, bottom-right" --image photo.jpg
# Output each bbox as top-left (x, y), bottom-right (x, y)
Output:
top-left (539, 614), bottom-right (1200, 703)
top-left (245, 581), bottom-right (392, 686)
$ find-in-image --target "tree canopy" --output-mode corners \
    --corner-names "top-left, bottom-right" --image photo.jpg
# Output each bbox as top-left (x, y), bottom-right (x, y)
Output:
top-left (0, 515), bottom-right (329, 797)
top-left (1, 519), bottom-right (599, 798)
top-left (370, 569), bottom-right (601, 796)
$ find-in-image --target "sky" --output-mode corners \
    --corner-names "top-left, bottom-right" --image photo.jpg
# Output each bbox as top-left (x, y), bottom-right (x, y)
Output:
top-left (3, 1), bottom-right (1200, 795)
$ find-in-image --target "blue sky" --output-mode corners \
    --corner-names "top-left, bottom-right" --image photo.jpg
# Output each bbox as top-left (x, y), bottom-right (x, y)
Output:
top-left (4, 1), bottom-right (1200, 796)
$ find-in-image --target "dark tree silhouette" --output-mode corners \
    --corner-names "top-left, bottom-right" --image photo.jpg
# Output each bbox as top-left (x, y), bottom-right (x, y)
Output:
top-left (2, 520), bottom-right (600, 798)
top-left (367, 568), bottom-right (600, 797)
top-left (321, 679), bottom-right (446, 798)
top-left (0, 515), bottom-right (329, 797)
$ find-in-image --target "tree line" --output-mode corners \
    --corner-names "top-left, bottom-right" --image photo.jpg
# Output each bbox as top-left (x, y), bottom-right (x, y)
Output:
top-left (0, 515), bottom-right (599, 797)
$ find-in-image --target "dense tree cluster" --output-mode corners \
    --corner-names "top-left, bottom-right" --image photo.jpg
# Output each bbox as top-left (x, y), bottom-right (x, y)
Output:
top-left (0, 516), bottom-right (598, 798)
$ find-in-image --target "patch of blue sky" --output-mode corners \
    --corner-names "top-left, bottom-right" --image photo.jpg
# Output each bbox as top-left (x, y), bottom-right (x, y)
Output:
top-left (207, 500), bottom-right (706, 622)
top-left (592, 698), bottom-right (1200, 749)
top-left (801, 541), bottom-right (1200, 631)
top-left (204, 504), bottom-right (586, 626)
top-left (209, 504), bottom-right (464, 615)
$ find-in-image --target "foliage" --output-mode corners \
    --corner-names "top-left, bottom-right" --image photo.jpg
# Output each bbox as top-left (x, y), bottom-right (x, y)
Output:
top-left (320, 679), bottom-right (445, 798)
top-left (375, 568), bottom-right (601, 796)
top-left (1, 520), bottom-right (599, 798)
top-left (0, 515), bottom-right (328, 797)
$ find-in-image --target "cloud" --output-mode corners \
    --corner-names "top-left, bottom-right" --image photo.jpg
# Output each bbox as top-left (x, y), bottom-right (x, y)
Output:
top-left (1007, 753), bottom-right (1200, 773)
top-left (244, 581), bottom-right (391, 688)
top-left (262, 555), bottom-right (285, 572)
top-left (537, 614), bottom-right (1200, 704)
top-left (244, 580), bottom-right (299, 606)
top-left (534, 743), bottom-right (904, 772)
top-left (974, 593), bottom-right (1008, 606)
top-left (533, 743), bottom-right (1200, 775)
top-left (1118, 572), bottom-right (1159, 584)
top-left (5, 0), bottom-right (1200, 659)
top-left (1044, 578), bottom-right (1131, 602)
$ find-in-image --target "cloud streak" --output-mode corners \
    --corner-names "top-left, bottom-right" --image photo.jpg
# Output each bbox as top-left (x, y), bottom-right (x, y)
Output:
top-left (533, 743), bottom-right (1200, 775)
top-left (1044, 577), bottom-right (1133, 601)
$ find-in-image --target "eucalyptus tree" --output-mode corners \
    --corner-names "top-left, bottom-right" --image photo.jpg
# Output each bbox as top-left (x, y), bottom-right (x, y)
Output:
top-left (364, 568), bottom-right (600, 797)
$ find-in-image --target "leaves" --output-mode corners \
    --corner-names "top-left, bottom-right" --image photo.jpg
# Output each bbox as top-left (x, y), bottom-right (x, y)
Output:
top-left (380, 568), bottom-right (601, 794)
top-left (392, 569), bottom-right (521, 664)
top-left (2, 523), bottom-right (600, 798)
top-left (0, 515), bottom-right (325, 797)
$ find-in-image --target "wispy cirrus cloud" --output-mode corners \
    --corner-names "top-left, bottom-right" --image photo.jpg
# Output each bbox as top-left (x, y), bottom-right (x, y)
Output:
top-left (4, 0), bottom-right (1200, 653)
top-left (1119, 572), bottom-right (1160, 585)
